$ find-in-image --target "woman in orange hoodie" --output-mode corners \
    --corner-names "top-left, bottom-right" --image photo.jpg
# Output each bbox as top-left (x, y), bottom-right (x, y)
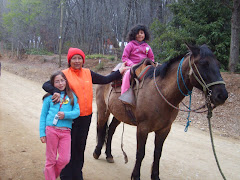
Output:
top-left (42, 48), bottom-right (129, 180)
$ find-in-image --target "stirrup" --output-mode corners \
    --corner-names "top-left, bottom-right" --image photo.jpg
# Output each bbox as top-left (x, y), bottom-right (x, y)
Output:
top-left (118, 88), bottom-right (136, 107)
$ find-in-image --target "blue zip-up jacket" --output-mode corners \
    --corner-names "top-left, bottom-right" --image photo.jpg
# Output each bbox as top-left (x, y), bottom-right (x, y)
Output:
top-left (39, 92), bottom-right (80, 137)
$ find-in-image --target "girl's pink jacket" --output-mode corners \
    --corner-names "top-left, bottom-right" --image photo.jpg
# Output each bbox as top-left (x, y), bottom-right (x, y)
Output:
top-left (122, 40), bottom-right (154, 66)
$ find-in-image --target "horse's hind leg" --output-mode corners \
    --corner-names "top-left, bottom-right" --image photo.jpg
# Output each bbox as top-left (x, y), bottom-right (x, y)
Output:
top-left (151, 128), bottom-right (170, 180)
top-left (93, 119), bottom-right (108, 159)
top-left (105, 117), bottom-right (121, 163)
top-left (93, 110), bottom-right (110, 160)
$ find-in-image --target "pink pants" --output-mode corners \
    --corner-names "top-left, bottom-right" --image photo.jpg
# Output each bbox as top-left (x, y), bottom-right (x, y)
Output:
top-left (121, 69), bottom-right (131, 94)
top-left (44, 126), bottom-right (71, 180)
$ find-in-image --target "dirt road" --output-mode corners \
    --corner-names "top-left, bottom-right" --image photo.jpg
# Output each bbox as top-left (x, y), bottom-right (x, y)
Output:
top-left (0, 70), bottom-right (239, 180)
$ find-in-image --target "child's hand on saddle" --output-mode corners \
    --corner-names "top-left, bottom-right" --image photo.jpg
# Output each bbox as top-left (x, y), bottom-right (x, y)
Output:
top-left (119, 62), bottom-right (130, 74)
top-left (40, 136), bottom-right (46, 143)
top-left (52, 92), bottom-right (60, 104)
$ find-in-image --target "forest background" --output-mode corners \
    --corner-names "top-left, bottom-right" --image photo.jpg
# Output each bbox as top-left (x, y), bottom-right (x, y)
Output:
top-left (0, 0), bottom-right (239, 72)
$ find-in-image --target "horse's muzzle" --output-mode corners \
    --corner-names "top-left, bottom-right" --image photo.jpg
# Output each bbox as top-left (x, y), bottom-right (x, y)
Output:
top-left (210, 86), bottom-right (228, 106)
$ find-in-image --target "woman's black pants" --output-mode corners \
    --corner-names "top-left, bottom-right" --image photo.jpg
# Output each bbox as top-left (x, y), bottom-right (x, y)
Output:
top-left (60, 114), bottom-right (92, 180)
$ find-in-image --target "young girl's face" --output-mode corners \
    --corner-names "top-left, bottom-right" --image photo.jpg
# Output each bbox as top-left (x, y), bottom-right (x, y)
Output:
top-left (54, 75), bottom-right (66, 91)
top-left (136, 30), bottom-right (145, 42)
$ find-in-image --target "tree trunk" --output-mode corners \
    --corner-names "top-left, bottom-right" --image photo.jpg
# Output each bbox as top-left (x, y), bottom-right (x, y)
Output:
top-left (102, 0), bottom-right (120, 49)
top-left (11, 37), bottom-right (14, 57)
top-left (59, 0), bottom-right (64, 68)
top-left (229, 0), bottom-right (240, 72)
top-left (121, 0), bottom-right (132, 51)
top-left (82, 0), bottom-right (86, 44)
top-left (134, 0), bottom-right (139, 24)
top-left (17, 40), bottom-right (20, 59)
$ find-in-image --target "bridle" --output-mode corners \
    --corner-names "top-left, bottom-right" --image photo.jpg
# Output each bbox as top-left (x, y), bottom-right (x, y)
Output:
top-left (188, 53), bottom-right (225, 96)
top-left (154, 53), bottom-right (228, 177)
top-left (153, 53), bottom-right (226, 113)
top-left (154, 53), bottom-right (226, 131)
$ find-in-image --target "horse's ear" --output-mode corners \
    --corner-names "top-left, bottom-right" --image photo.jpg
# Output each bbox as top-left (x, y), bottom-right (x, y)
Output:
top-left (185, 43), bottom-right (200, 57)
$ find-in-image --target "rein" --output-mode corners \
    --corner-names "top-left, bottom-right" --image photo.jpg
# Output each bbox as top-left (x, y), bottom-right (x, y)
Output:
top-left (153, 63), bottom-right (204, 113)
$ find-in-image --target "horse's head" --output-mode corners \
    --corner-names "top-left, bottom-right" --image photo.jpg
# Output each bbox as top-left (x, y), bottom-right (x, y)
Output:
top-left (187, 44), bottom-right (228, 106)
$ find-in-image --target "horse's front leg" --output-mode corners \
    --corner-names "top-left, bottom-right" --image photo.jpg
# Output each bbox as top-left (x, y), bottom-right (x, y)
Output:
top-left (105, 117), bottom-right (121, 163)
top-left (131, 125), bottom-right (149, 180)
top-left (151, 128), bottom-right (171, 180)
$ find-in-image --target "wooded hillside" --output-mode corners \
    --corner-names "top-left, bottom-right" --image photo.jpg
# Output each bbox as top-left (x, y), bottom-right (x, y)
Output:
top-left (0, 0), bottom-right (239, 71)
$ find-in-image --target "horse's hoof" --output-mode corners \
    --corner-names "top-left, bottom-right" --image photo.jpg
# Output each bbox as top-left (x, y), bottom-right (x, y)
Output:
top-left (151, 177), bottom-right (160, 180)
top-left (106, 157), bottom-right (114, 163)
top-left (151, 174), bottom-right (160, 180)
top-left (93, 152), bottom-right (100, 159)
top-left (131, 177), bottom-right (140, 180)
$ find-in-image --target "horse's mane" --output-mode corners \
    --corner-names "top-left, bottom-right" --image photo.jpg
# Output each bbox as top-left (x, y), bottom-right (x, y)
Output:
top-left (145, 54), bottom-right (185, 79)
top-left (145, 44), bottom-right (214, 79)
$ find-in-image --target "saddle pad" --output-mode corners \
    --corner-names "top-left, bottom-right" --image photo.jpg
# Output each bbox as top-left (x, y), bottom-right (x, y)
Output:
top-left (137, 65), bottom-right (152, 81)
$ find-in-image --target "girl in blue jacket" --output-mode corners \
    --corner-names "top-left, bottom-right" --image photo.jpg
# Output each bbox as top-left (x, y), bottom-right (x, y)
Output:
top-left (39, 71), bottom-right (80, 180)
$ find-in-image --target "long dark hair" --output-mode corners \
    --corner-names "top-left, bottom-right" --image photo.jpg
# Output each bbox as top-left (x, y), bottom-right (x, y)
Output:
top-left (127, 24), bottom-right (150, 42)
top-left (43, 71), bottom-right (74, 106)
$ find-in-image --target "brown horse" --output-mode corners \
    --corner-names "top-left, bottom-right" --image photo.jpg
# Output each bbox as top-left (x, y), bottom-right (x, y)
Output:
top-left (93, 44), bottom-right (228, 180)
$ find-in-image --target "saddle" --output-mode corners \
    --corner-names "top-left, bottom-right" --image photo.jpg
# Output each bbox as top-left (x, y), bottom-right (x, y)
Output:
top-left (110, 59), bottom-right (157, 124)
top-left (131, 58), bottom-right (156, 81)
top-left (111, 58), bottom-right (156, 88)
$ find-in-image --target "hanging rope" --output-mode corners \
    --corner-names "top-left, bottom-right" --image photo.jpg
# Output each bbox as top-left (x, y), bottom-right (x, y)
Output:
top-left (207, 101), bottom-right (227, 180)
top-left (121, 123), bottom-right (128, 164)
top-left (184, 94), bottom-right (192, 132)
top-left (177, 57), bottom-right (193, 131)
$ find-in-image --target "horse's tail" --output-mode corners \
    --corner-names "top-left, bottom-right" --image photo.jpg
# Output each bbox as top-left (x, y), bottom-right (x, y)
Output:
top-left (95, 111), bottom-right (98, 144)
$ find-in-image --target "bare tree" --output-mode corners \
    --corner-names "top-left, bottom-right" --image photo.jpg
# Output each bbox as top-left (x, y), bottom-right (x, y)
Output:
top-left (121, 0), bottom-right (132, 50)
top-left (1, 0), bottom-right (170, 55)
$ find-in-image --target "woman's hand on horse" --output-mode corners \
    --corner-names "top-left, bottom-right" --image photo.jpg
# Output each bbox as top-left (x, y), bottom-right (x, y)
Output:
top-left (119, 62), bottom-right (130, 74)
top-left (57, 112), bottom-right (65, 119)
top-left (52, 92), bottom-right (60, 104)
top-left (40, 136), bottom-right (46, 143)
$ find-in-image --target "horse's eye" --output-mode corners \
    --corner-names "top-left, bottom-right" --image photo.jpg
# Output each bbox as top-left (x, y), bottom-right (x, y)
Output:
top-left (199, 60), bottom-right (209, 68)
